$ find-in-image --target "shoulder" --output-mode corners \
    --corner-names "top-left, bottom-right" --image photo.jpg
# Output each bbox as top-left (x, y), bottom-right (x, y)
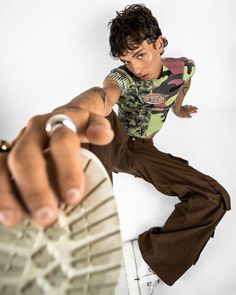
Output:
top-left (104, 66), bottom-right (135, 95)
top-left (107, 65), bottom-right (133, 80)
top-left (162, 57), bottom-right (196, 81)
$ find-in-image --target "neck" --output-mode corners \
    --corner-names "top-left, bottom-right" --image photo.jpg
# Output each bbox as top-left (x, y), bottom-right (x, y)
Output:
top-left (155, 63), bottom-right (163, 79)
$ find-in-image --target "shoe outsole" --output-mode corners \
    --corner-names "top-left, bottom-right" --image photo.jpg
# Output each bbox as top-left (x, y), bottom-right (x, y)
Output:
top-left (123, 239), bottom-right (161, 295)
top-left (0, 148), bottom-right (122, 295)
top-left (123, 240), bottom-right (141, 295)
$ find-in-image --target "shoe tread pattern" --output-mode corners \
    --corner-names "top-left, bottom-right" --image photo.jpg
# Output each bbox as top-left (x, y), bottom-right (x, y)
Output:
top-left (0, 148), bottom-right (122, 295)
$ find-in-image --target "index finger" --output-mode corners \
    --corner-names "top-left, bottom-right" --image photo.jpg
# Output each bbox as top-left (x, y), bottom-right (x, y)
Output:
top-left (8, 115), bottom-right (60, 227)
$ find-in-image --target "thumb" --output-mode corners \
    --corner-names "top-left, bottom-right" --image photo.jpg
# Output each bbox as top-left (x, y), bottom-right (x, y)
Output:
top-left (86, 113), bottom-right (114, 145)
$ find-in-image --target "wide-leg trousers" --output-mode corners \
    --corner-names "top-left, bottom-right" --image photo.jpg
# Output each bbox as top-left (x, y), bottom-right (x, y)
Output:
top-left (82, 111), bottom-right (231, 286)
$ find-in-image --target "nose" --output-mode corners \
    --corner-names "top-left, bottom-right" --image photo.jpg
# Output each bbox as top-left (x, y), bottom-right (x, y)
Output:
top-left (130, 61), bottom-right (142, 76)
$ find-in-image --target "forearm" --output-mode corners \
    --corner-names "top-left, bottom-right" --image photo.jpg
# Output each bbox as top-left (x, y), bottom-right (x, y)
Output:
top-left (173, 79), bottom-right (191, 110)
top-left (54, 87), bottom-right (113, 117)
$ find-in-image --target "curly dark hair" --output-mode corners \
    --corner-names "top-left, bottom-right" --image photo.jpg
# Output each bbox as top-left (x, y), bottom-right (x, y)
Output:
top-left (108, 4), bottom-right (168, 58)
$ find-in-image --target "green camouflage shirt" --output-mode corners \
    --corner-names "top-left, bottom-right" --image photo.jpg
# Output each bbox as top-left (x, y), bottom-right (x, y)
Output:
top-left (105, 57), bottom-right (195, 138)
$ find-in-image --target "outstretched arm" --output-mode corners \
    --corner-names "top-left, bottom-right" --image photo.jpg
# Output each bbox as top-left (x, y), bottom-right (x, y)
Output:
top-left (0, 80), bottom-right (120, 227)
top-left (55, 80), bottom-right (120, 117)
top-left (172, 79), bottom-right (198, 118)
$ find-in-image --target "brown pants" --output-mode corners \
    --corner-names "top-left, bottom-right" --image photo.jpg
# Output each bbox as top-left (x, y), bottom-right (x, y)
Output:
top-left (82, 111), bottom-right (231, 286)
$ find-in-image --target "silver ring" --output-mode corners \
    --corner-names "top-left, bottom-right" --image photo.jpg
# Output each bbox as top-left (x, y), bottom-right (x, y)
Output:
top-left (45, 114), bottom-right (77, 136)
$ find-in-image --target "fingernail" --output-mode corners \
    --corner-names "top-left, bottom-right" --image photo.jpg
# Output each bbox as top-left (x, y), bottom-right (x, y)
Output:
top-left (65, 188), bottom-right (81, 204)
top-left (0, 210), bottom-right (14, 225)
top-left (34, 207), bottom-right (55, 222)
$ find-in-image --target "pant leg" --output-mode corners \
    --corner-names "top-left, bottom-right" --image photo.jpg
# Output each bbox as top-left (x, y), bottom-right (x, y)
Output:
top-left (82, 116), bottom-right (231, 286)
top-left (117, 137), bottom-right (230, 286)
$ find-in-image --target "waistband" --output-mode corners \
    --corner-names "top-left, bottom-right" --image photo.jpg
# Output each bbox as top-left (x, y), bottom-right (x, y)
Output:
top-left (128, 136), bottom-right (153, 143)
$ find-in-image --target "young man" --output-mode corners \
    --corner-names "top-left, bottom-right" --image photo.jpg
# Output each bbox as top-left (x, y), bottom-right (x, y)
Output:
top-left (0, 3), bottom-right (230, 293)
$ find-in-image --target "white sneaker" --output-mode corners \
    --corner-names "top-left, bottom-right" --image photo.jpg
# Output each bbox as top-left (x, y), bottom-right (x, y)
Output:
top-left (123, 239), bottom-right (161, 295)
top-left (0, 148), bottom-right (122, 295)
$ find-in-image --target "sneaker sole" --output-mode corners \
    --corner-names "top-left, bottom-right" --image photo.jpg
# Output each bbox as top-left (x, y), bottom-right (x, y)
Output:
top-left (123, 240), bottom-right (141, 295)
top-left (0, 148), bottom-right (122, 295)
top-left (123, 240), bottom-right (161, 295)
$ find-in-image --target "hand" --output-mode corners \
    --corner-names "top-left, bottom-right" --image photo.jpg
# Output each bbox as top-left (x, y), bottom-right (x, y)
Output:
top-left (173, 105), bottom-right (198, 118)
top-left (0, 108), bottom-right (114, 227)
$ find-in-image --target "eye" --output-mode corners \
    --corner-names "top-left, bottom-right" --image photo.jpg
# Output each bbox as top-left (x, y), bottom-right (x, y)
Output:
top-left (137, 53), bottom-right (144, 59)
top-left (122, 60), bottom-right (130, 65)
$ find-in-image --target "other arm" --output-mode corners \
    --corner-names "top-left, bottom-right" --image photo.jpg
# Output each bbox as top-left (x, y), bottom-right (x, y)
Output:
top-left (172, 79), bottom-right (198, 118)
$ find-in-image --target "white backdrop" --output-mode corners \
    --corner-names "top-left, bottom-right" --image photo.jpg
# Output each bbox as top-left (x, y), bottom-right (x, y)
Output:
top-left (0, 1), bottom-right (235, 294)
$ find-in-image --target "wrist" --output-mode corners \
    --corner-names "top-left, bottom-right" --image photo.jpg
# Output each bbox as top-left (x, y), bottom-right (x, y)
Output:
top-left (172, 105), bottom-right (181, 112)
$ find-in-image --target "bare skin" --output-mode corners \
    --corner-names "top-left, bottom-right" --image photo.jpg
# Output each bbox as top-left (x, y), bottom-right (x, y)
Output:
top-left (173, 79), bottom-right (198, 118)
top-left (0, 38), bottom-right (197, 227)
top-left (0, 85), bottom-right (120, 227)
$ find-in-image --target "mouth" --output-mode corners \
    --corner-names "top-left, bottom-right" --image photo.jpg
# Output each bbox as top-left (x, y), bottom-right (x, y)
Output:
top-left (139, 74), bottom-right (149, 80)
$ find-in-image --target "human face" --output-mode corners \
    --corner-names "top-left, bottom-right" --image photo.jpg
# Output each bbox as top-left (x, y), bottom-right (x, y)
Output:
top-left (119, 37), bottom-right (164, 81)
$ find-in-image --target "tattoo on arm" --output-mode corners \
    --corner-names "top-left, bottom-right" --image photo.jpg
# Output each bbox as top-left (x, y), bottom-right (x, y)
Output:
top-left (90, 87), bottom-right (107, 107)
top-left (53, 87), bottom-right (109, 114)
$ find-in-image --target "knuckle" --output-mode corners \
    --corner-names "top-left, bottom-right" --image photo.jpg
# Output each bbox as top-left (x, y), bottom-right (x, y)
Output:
top-left (7, 147), bottom-right (22, 171)
top-left (24, 191), bottom-right (40, 203)
top-left (7, 144), bottom-right (35, 173)
top-left (23, 190), bottom-right (48, 208)
top-left (55, 109), bottom-right (72, 117)
top-left (27, 114), bottom-right (46, 129)
top-left (62, 171), bottom-right (81, 183)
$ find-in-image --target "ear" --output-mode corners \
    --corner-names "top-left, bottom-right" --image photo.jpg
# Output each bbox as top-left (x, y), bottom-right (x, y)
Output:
top-left (155, 36), bottom-right (164, 54)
